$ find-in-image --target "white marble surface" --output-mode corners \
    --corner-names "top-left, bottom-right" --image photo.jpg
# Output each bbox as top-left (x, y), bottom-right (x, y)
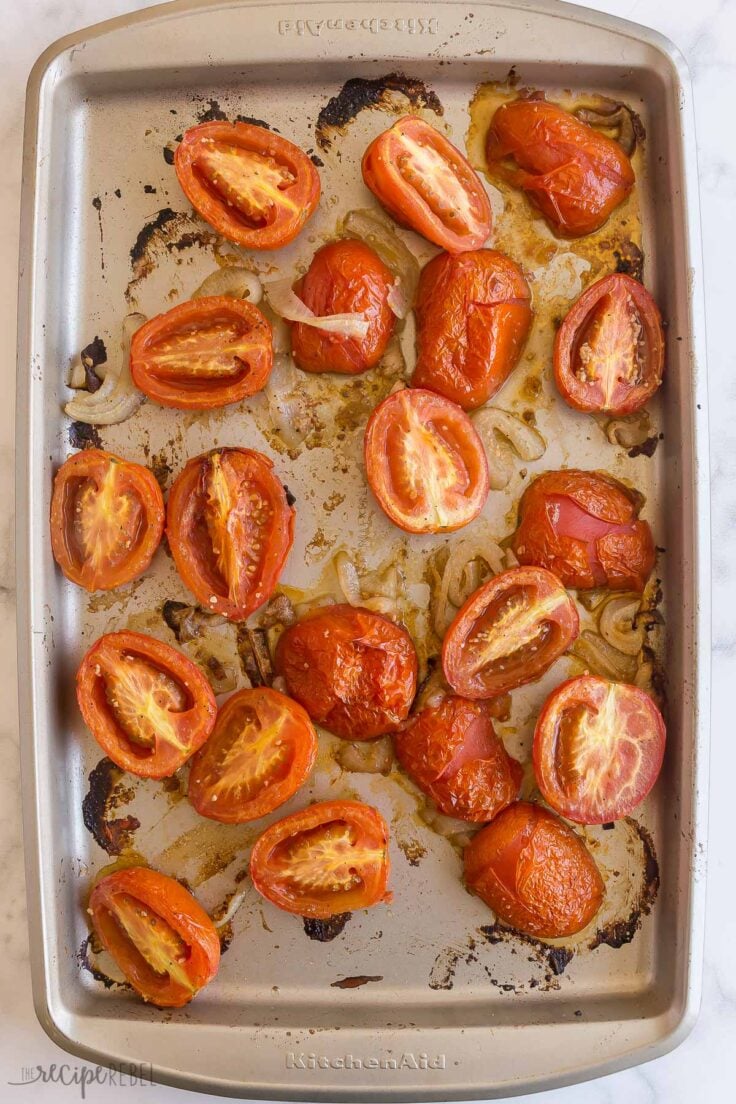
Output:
top-left (0, 0), bottom-right (733, 1100)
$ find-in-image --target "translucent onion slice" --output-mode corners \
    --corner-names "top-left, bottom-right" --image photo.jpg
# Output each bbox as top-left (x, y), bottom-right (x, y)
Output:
top-left (64, 314), bottom-right (146, 425)
top-left (263, 352), bottom-right (312, 450)
top-left (598, 595), bottom-right (645, 656)
top-left (334, 551), bottom-right (362, 606)
top-left (569, 630), bottom-right (637, 681)
top-left (472, 408), bottom-right (546, 491)
top-left (192, 266), bottom-right (262, 303)
top-left (433, 536), bottom-right (505, 636)
top-left (342, 208), bottom-right (420, 318)
top-left (264, 278), bottom-right (369, 339)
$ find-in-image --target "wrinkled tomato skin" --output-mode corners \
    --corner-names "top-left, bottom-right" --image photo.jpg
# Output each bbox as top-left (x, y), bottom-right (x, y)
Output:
top-left (412, 250), bottom-right (532, 410)
top-left (187, 687), bottom-right (318, 823)
top-left (166, 448), bottom-right (295, 621)
top-left (291, 241), bottom-right (396, 375)
top-left (249, 799), bottom-right (391, 918)
top-left (88, 866), bottom-right (220, 1007)
top-left (554, 274), bottom-right (665, 415)
top-left (486, 99), bottom-right (634, 238)
top-left (511, 470), bottom-right (655, 591)
top-left (175, 121), bottom-right (320, 249)
top-left (442, 566), bottom-right (580, 699)
top-left (395, 696), bottom-right (522, 822)
top-left (130, 296), bottom-right (273, 410)
top-left (533, 675), bottom-right (666, 824)
top-left (50, 449), bottom-right (164, 592)
top-left (464, 801), bottom-right (605, 937)
top-left (76, 630), bottom-right (217, 778)
top-left (274, 604), bottom-right (418, 740)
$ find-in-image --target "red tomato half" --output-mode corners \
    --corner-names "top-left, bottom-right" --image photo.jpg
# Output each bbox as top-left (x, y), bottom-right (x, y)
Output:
top-left (554, 274), bottom-right (664, 415)
top-left (175, 121), bottom-right (320, 249)
top-left (250, 799), bottom-right (390, 918)
top-left (395, 696), bottom-right (522, 822)
top-left (291, 240), bottom-right (396, 374)
top-left (275, 604), bottom-right (418, 740)
top-left (464, 802), bottom-right (605, 937)
top-left (511, 470), bottom-right (655, 591)
top-left (130, 296), bottom-right (272, 410)
top-left (77, 631), bottom-right (217, 778)
top-left (362, 116), bottom-right (492, 253)
top-left (412, 250), bottom-right (532, 409)
top-left (364, 388), bottom-right (489, 534)
top-left (50, 449), bottom-right (164, 591)
top-left (533, 675), bottom-right (666, 824)
top-left (442, 567), bottom-right (579, 699)
top-left (88, 867), bottom-right (220, 1007)
top-left (188, 687), bottom-right (317, 823)
top-left (486, 99), bottom-right (634, 238)
top-left (166, 448), bottom-right (295, 621)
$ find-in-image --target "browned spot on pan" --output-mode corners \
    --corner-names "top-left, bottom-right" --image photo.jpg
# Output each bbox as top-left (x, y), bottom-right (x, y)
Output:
top-left (69, 422), bottom-right (103, 451)
top-left (126, 208), bottom-right (217, 303)
top-left (588, 818), bottom-right (659, 949)
top-left (82, 758), bottom-right (140, 855)
top-left (316, 72), bottom-right (443, 150)
top-left (303, 913), bottom-right (352, 942)
top-left (77, 933), bottom-right (130, 992)
top-left (331, 975), bottom-right (383, 989)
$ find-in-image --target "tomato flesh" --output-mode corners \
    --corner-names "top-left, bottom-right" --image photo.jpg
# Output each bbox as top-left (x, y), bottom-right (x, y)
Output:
top-left (196, 143), bottom-right (297, 226)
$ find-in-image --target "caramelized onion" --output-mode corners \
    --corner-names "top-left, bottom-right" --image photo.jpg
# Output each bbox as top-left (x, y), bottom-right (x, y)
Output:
top-left (65, 314), bottom-right (145, 425)
top-left (598, 595), bottom-right (645, 656)
top-left (472, 408), bottom-right (546, 491)
top-left (192, 266), bottom-right (263, 303)
top-left (569, 630), bottom-right (637, 681)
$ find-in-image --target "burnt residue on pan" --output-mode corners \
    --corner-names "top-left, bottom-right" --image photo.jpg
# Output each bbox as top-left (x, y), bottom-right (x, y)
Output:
top-left (614, 240), bottom-right (644, 281)
top-left (195, 98), bottom-right (228, 123)
top-left (80, 336), bottom-right (107, 392)
top-left (126, 209), bottom-right (217, 304)
top-left (589, 818), bottom-right (659, 949)
top-left (82, 758), bottom-right (140, 855)
top-left (429, 927), bottom-right (573, 994)
top-left (69, 421), bottom-right (103, 450)
top-left (315, 72), bottom-right (443, 150)
top-left (303, 912), bottom-right (352, 942)
top-left (78, 933), bottom-right (130, 991)
top-left (331, 975), bottom-right (383, 989)
top-left (627, 434), bottom-right (663, 459)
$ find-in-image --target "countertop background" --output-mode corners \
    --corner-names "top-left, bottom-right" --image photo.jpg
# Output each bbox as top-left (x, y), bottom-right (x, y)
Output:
top-left (1, 0), bottom-right (732, 1101)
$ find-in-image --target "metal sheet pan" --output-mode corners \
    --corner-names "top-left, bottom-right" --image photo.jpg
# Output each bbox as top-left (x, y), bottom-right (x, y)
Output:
top-left (16, 0), bottom-right (710, 1099)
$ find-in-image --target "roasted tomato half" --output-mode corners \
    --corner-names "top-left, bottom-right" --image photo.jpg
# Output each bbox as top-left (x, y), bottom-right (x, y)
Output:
top-left (291, 240), bottom-right (396, 375)
top-left (554, 274), bottom-right (664, 415)
top-left (250, 799), bottom-right (390, 918)
top-left (442, 567), bottom-right (579, 699)
top-left (534, 675), bottom-right (666, 824)
top-left (167, 448), bottom-right (294, 621)
top-left (275, 604), bottom-right (418, 740)
top-left (130, 296), bottom-right (273, 410)
top-left (175, 121), bottom-right (320, 249)
top-left (486, 98), bottom-right (634, 238)
top-left (362, 116), bottom-right (492, 253)
top-left (88, 867), bottom-right (220, 1007)
top-left (188, 687), bottom-right (317, 823)
top-left (395, 696), bottom-right (522, 822)
top-left (77, 631), bottom-right (216, 778)
top-left (464, 801), bottom-right (605, 937)
top-left (511, 469), bottom-right (655, 591)
top-left (364, 388), bottom-right (489, 534)
top-left (412, 250), bottom-right (532, 409)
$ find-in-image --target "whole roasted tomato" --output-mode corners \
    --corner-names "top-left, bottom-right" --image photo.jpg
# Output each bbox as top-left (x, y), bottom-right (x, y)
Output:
top-left (290, 240), bottom-right (396, 374)
top-left (175, 121), bottom-right (320, 249)
top-left (274, 604), bottom-right (418, 740)
top-left (511, 470), bottom-right (655, 591)
top-left (486, 98), bottom-right (635, 237)
top-left (464, 801), bottom-right (605, 937)
top-left (166, 448), bottom-right (295, 621)
top-left (395, 696), bottom-right (522, 822)
top-left (88, 866), bottom-right (220, 1007)
top-left (50, 449), bottom-right (164, 591)
top-left (412, 249), bottom-right (532, 409)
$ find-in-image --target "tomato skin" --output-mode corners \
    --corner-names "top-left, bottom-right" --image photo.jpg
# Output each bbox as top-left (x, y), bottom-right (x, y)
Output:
top-left (364, 388), bottom-right (489, 534)
top-left (291, 241), bottom-right (396, 374)
top-left (76, 630), bottom-right (217, 779)
top-left (442, 567), bottom-right (580, 699)
top-left (464, 802), bottom-right (605, 937)
top-left (395, 696), bottom-right (522, 822)
top-left (166, 448), bottom-right (295, 621)
top-left (130, 296), bottom-right (273, 410)
top-left (274, 604), bottom-right (418, 740)
top-left (249, 799), bottom-right (390, 918)
top-left (412, 250), bottom-right (532, 409)
top-left (175, 121), bottom-right (320, 249)
top-left (50, 449), bottom-right (164, 591)
top-left (188, 687), bottom-right (317, 823)
top-left (511, 470), bottom-right (655, 591)
top-left (533, 675), bottom-right (666, 824)
top-left (362, 116), bottom-right (492, 253)
top-left (88, 866), bottom-right (220, 1007)
top-left (486, 99), bottom-right (634, 238)
top-left (554, 274), bottom-right (665, 415)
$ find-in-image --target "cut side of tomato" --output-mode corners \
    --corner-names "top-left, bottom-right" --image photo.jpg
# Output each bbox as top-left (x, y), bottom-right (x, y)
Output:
top-left (50, 449), bottom-right (164, 591)
top-left (188, 687), bottom-right (317, 823)
top-left (76, 630), bottom-right (217, 778)
top-left (249, 799), bottom-right (391, 918)
top-left (130, 296), bottom-right (273, 409)
top-left (533, 675), bottom-right (666, 824)
top-left (175, 121), bottom-right (320, 249)
top-left (364, 388), bottom-right (489, 533)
